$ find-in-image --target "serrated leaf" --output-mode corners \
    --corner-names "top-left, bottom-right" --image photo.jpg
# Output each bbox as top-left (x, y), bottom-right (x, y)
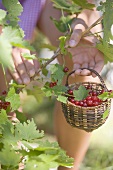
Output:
top-left (73, 85), bottom-right (89, 101)
top-left (50, 64), bottom-right (65, 85)
top-left (1, 26), bottom-right (24, 43)
top-left (5, 87), bottom-right (20, 111)
top-left (2, 121), bottom-right (19, 145)
top-left (72, 0), bottom-right (95, 9)
top-left (0, 144), bottom-right (20, 167)
top-left (103, 109), bottom-right (109, 119)
top-left (57, 95), bottom-right (67, 103)
top-left (15, 119), bottom-right (44, 142)
top-left (2, 0), bottom-right (23, 26)
top-left (22, 53), bottom-right (37, 60)
top-left (0, 9), bottom-right (6, 20)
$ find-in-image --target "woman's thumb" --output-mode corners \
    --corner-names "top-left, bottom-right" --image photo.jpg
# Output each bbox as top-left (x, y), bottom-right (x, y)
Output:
top-left (69, 29), bottom-right (83, 47)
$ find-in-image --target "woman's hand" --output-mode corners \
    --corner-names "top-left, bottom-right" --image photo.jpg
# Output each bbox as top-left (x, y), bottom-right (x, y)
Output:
top-left (6, 47), bottom-right (39, 85)
top-left (68, 18), bottom-right (104, 77)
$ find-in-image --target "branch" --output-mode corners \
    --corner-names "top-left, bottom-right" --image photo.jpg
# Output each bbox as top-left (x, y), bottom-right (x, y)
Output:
top-left (82, 15), bottom-right (103, 37)
top-left (31, 15), bottom-right (103, 81)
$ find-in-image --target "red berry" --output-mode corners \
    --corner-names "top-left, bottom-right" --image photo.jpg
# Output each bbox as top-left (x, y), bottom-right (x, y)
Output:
top-left (92, 101), bottom-right (99, 106)
top-left (79, 101), bottom-right (84, 106)
top-left (91, 96), bottom-right (99, 102)
top-left (74, 101), bottom-right (80, 105)
top-left (63, 67), bottom-right (69, 73)
top-left (86, 85), bottom-right (92, 90)
top-left (49, 82), bottom-right (54, 88)
top-left (69, 98), bottom-right (75, 104)
top-left (53, 82), bottom-right (57, 86)
top-left (67, 89), bottom-right (73, 95)
top-left (92, 91), bottom-right (97, 96)
top-left (4, 102), bottom-right (10, 106)
top-left (86, 100), bottom-right (93, 106)
top-left (83, 103), bottom-right (87, 107)
top-left (2, 90), bottom-right (7, 95)
top-left (86, 96), bottom-right (92, 100)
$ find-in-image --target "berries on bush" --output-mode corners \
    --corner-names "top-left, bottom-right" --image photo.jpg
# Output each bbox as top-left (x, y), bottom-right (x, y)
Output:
top-left (49, 81), bottom-right (57, 88)
top-left (63, 66), bottom-right (69, 73)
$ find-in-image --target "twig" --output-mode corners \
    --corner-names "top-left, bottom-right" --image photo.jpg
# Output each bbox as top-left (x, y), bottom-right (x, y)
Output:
top-left (82, 15), bottom-right (103, 37)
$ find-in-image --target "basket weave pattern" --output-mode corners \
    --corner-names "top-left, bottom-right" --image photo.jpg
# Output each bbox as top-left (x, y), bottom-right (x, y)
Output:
top-left (61, 69), bottom-right (111, 132)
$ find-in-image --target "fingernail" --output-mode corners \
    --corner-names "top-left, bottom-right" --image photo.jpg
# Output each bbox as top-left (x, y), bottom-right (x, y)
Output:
top-left (29, 69), bottom-right (35, 77)
top-left (23, 77), bottom-right (30, 85)
top-left (18, 79), bottom-right (22, 84)
top-left (69, 40), bottom-right (77, 47)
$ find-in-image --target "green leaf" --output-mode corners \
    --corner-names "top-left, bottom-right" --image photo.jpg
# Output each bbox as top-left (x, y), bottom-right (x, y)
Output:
top-left (2, 121), bottom-right (19, 145)
top-left (103, 109), bottom-right (109, 119)
top-left (15, 119), bottom-right (44, 142)
top-left (1, 26), bottom-right (24, 43)
top-left (96, 42), bottom-right (113, 63)
top-left (50, 64), bottom-right (65, 85)
top-left (52, 85), bottom-right (68, 95)
top-left (15, 110), bottom-right (27, 123)
top-left (42, 68), bottom-right (49, 76)
top-left (22, 53), bottom-right (37, 60)
top-left (72, 0), bottom-right (95, 9)
top-left (59, 36), bottom-right (68, 54)
top-left (42, 86), bottom-right (53, 97)
top-left (0, 9), bottom-right (6, 20)
top-left (0, 110), bottom-right (8, 125)
top-left (97, 1), bottom-right (105, 13)
top-left (98, 92), bottom-right (109, 101)
top-left (103, 0), bottom-right (113, 43)
top-left (5, 87), bottom-right (20, 111)
top-left (36, 140), bottom-right (60, 151)
top-left (73, 85), bottom-right (89, 101)
top-left (2, 0), bottom-right (23, 26)
top-left (25, 161), bottom-right (50, 170)
top-left (51, 16), bottom-right (74, 33)
top-left (0, 37), bottom-right (13, 68)
top-left (56, 150), bottom-right (74, 167)
top-left (0, 144), bottom-right (20, 167)
top-left (57, 95), bottom-right (67, 103)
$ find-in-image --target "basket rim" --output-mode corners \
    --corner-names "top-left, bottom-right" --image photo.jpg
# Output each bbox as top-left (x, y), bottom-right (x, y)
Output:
top-left (64, 99), bottom-right (111, 109)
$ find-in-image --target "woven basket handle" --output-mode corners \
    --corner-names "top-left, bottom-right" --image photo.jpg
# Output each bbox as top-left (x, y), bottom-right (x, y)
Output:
top-left (65, 68), bottom-right (108, 91)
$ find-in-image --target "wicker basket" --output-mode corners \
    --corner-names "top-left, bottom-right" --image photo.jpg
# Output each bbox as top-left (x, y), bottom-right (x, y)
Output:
top-left (61, 68), bottom-right (111, 132)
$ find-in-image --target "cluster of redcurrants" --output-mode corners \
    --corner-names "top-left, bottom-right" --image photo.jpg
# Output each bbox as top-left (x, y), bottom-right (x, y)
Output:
top-left (0, 90), bottom-right (10, 110)
top-left (0, 101), bottom-right (10, 110)
top-left (67, 85), bottom-right (112, 107)
top-left (49, 66), bottom-right (69, 88)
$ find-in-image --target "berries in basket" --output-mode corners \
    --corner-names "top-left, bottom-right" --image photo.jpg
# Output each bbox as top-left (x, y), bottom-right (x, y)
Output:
top-left (61, 68), bottom-right (112, 132)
